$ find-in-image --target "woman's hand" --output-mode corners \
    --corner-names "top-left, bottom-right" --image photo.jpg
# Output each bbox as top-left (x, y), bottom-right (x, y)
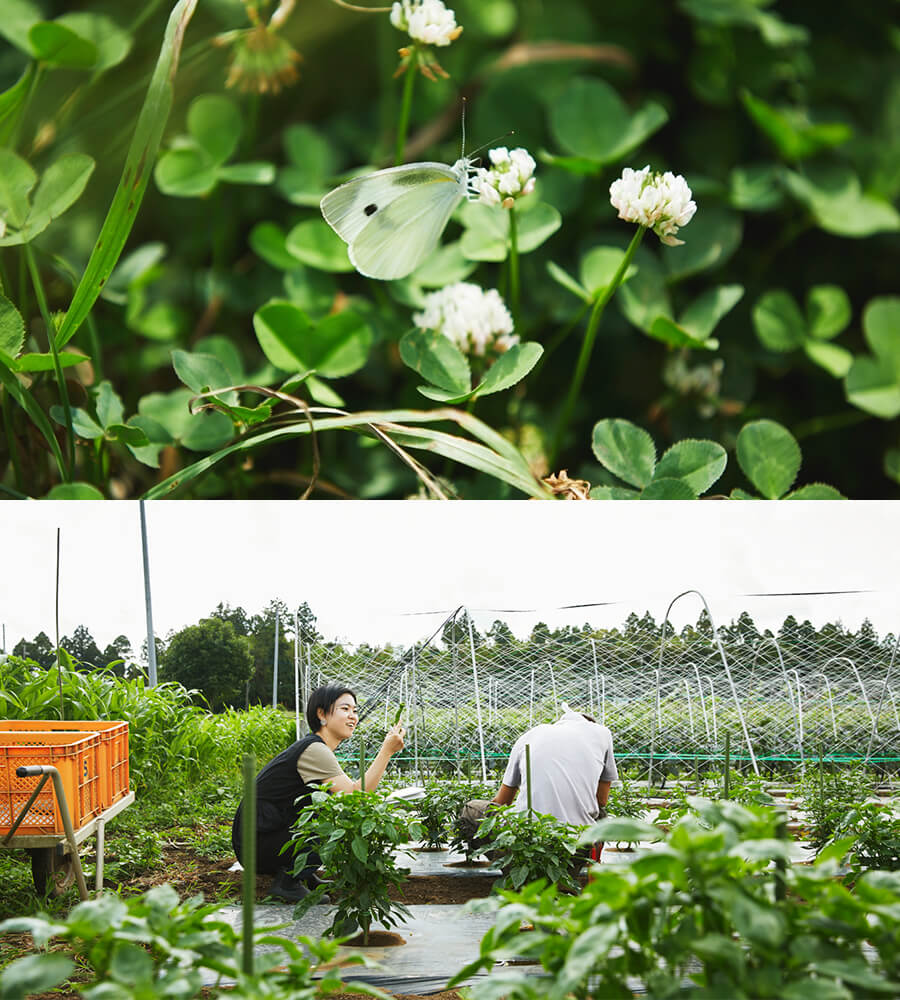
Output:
top-left (383, 722), bottom-right (405, 755)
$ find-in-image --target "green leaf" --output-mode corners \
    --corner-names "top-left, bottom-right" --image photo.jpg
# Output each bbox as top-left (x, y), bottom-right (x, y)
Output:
top-left (784, 483), bottom-right (844, 499)
top-left (845, 357), bottom-right (900, 419)
top-left (15, 351), bottom-right (86, 372)
top-left (0, 65), bottom-right (34, 146)
top-left (154, 147), bottom-right (217, 198)
top-left (409, 240), bottom-right (476, 288)
top-left (109, 941), bottom-right (155, 985)
top-left (55, 0), bottom-right (202, 348)
top-left (729, 163), bottom-right (785, 212)
top-left (581, 817), bottom-right (664, 843)
top-left (736, 419), bottom-right (801, 499)
top-left (654, 439), bottom-right (727, 494)
top-left (30, 153), bottom-right (95, 224)
top-left (0, 292), bottom-right (25, 358)
top-left (138, 388), bottom-right (233, 452)
top-left (550, 77), bottom-right (668, 164)
top-left (740, 90), bottom-right (852, 161)
top-left (617, 248), bottom-right (671, 332)
top-left (885, 449), bottom-right (900, 485)
top-left (807, 285), bottom-right (851, 340)
top-left (171, 349), bottom-right (235, 396)
top-left (546, 261), bottom-right (590, 302)
top-left (640, 477), bottom-right (696, 499)
top-left (781, 981), bottom-right (852, 1000)
top-left (0, 148), bottom-right (36, 229)
top-left (0, 952), bottom-right (74, 1000)
top-left (784, 165), bottom-right (900, 237)
top-left (663, 203), bottom-right (742, 281)
top-left (285, 218), bottom-right (356, 272)
top-left (753, 289), bottom-right (806, 351)
top-left (44, 482), bottom-right (105, 499)
top-left (305, 311), bottom-right (373, 378)
top-left (679, 284), bottom-right (743, 341)
top-left (253, 301), bottom-right (314, 372)
top-left (811, 959), bottom-right (900, 992)
top-left (592, 419), bottom-right (657, 489)
top-left (555, 924), bottom-right (619, 995)
top-left (276, 124), bottom-right (337, 206)
top-left (250, 222), bottom-right (301, 270)
top-left (803, 339), bottom-right (853, 378)
top-left (351, 836), bottom-right (368, 862)
top-left (188, 93), bottom-right (241, 164)
top-left (218, 161), bottom-right (276, 186)
top-left (399, 328), bottom-right (471, 394)
top-left (29, 20), bottom-right (97, 68)
top-left (580, 247), bottom-right (636, 297)
top-left (54, 12), bottom-right (131, 71)
top-left (459, 202), bottom-right (561, 262)
top-left (863, 296), bottom-right (900, 378)
top-left (646, 315), bottom-right (719, 351)
top-left (473, 343), bottom-right (543, 398)
top-left (52, 404), bottom-right (103, 439)
top-left (95, 380), bottom-right (125, 429)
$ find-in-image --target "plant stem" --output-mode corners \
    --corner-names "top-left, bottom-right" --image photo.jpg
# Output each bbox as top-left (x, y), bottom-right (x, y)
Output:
top-left (2, 389), bottom-right (24, 493)
top-left (241, 752), bottom-right (256, 976)
top-left (508, 205), bottom-right (520, 328)
top-left (548, 225), bottom-right (646, 469)
top-left (394, 62), bottom-right (417, 165)
top-left (25, 245), bottom-right (74, 480)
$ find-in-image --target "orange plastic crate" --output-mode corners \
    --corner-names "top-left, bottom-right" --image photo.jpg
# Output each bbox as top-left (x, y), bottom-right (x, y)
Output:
top-left (0, 721), bottom-right (129, 810)
top-left (0, 732), bottom-right (102, 836)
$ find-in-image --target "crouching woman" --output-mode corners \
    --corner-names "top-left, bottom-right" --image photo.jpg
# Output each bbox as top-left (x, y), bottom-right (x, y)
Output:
top-left (231, 682), bottom-right (405, 902)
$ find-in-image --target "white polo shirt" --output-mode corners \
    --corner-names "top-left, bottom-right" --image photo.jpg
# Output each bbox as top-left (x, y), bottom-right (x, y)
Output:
top-left (502, 708), bottom-right (618, 826)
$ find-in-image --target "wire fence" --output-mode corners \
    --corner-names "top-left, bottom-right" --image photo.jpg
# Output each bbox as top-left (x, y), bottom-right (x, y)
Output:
top-left (288, 593), bottom-right (899, 782)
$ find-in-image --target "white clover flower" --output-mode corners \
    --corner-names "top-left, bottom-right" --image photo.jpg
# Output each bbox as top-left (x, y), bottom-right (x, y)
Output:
top-left (609, 165), bottom-right (697, 246)
top-left (413, 282), bottom-right (518, 357)
top-left (390, 0), bottom-right (461, 46)
top-left (474, 146), bottom-right (536, 208)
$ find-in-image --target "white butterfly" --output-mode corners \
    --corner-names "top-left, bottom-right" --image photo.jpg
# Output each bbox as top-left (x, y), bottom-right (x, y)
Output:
top-left (320, 155), bottom-right (475, 281)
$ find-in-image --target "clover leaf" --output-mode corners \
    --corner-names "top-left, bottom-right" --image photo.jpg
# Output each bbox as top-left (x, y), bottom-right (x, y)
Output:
top-left (753, 284), bottom-right (853, 377)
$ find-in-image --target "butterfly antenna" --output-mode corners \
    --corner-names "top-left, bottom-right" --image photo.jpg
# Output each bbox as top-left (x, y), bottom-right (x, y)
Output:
top-left (467, 130), bottom-right (516, 161)
top-left (460, 98), bottom-right (467, 159)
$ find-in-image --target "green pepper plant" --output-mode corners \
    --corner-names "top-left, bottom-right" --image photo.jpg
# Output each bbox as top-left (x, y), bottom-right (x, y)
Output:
top-left (0, 884), bottom-right (386, 1000)
top-left (451, 799), bottom-right (900, 999)
top-left (476, 806), bottom-right (583, 893)
top-left (289, 789), bottom-right (424, 944)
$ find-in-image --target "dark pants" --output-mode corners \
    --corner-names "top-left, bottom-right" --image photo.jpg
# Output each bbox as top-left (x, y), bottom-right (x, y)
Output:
top-left (232, 802), bottom-right (319, 877)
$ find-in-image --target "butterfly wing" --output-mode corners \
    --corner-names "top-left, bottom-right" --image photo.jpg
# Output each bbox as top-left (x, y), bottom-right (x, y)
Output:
top-left (321, 163), bottom-right (466, 280)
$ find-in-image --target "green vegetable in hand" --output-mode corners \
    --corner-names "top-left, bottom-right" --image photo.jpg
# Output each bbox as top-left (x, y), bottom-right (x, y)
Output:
top-left (393, 704), bottom-right (405, 726)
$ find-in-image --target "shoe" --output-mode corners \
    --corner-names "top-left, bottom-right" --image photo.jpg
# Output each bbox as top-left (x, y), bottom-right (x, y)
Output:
top-left (269, 871), bottom-right (331, 904)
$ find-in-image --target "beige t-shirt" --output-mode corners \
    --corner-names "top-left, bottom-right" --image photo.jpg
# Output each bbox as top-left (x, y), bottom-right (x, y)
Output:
top-left (297, 741), bottom-right (345, 788)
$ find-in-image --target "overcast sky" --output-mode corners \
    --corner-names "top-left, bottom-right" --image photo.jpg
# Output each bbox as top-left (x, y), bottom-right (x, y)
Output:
top-left (1, 501), bottom-right (897, 657)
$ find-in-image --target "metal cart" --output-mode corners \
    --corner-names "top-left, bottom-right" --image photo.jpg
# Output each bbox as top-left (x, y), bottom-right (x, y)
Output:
top-left (1, 764), bottom-right (134, 900)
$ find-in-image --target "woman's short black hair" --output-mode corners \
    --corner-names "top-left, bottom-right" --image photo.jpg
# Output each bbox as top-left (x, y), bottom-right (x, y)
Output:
top-left (306, 682), bottom-right (356, 733)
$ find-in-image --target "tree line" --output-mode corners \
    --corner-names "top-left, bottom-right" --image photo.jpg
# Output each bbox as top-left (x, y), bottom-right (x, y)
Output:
top-left (10, 605), bottom-right (894, 714)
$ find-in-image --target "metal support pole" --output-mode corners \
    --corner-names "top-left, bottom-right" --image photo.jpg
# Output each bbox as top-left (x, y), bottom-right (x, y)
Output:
top-left (272, 610), bottom-right (280, 707)
top-left (468, 614), bottom-right (488, 783)
top-left (294, 614), bottom-right (301, 739)
top-left (139, 502), bottom-right (158, 687)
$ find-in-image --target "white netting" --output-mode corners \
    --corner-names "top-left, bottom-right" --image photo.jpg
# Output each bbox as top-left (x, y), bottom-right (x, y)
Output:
top-left (294, 592), bottom-right (899, 780)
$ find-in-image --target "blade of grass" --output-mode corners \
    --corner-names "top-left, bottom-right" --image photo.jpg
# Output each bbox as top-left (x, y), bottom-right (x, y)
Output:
top-left (0, 361), bottom-right (67, 481)
top-left (55, 0), bottom-right (200, 349)
top-left (140, 401), bottom-right (549, 498)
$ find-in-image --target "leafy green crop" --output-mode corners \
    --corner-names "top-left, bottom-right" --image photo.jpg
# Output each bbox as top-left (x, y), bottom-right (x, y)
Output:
top-left (289, 788), bottom-right (423, 943)
top-left (451, 799), bottom-right (900, 998)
